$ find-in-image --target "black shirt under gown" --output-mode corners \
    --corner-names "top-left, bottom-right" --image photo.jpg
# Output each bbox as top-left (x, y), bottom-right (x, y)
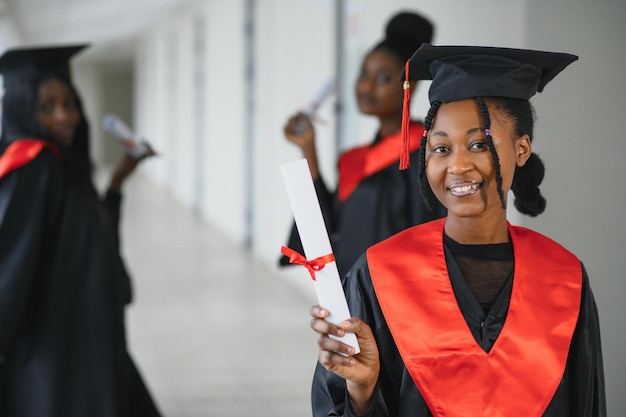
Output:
top-left (311, 236), bottom-right (606, 417)
top-left (0, 147), bottom-right (160, 416)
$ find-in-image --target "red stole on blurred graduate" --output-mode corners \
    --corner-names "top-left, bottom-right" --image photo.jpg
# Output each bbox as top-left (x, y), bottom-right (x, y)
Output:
top-left (367, 218), bottom-right (582, 417)
top-left (0, 139), bottom-right (60, 179)
top-left (337, 122), bottom-right (423, 202)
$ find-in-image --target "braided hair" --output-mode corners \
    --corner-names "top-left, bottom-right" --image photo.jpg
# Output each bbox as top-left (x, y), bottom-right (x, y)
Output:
top-left (417, 97), bottom-right (547, 217)
top-left (417, 100), bottom-right (441, 211)
top-left (487, 97), bottom-right (546, 216)
top-left (476, 96), bottom-right (505, 209)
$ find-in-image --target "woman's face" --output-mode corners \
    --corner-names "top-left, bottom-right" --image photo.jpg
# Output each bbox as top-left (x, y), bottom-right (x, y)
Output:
top-left (36, 78), bottom-right (81, 146)
top-left (355, 48), bottom-right (404, 118)
top-left (425, 99), bottom-right (531, 220)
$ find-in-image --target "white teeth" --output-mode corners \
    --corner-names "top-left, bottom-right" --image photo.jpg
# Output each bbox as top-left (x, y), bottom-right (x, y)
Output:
top-left (450, 184), bottom-right (479, 192)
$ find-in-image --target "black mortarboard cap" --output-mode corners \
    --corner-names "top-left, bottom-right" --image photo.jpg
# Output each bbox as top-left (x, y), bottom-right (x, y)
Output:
top-left (0, 44), bottom-right (88, 87)
top-left (404, 44), bottom-right (578, 103)
top-left (398, 45), bottom-right (578, 169)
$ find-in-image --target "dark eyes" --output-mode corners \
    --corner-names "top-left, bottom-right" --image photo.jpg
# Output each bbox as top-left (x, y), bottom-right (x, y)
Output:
top-left (38, 100), bottom-right (77, 114)
top-left (432, 141), bottom-right (488, 154)
top-left (357, 71), bottom-right (392, 84)
top-left (39, 103), bottom-right (55, 113)
top-left (432, 145), bottom-right (449, 154)
top-left (375, 74), bottom-right (391, 84)
top-left (470, 141), bottom-right (488, 150)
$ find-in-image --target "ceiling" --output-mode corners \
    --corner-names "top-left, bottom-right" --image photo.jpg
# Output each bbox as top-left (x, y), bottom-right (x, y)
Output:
top-left (2, 0), bottom-right (199, 64)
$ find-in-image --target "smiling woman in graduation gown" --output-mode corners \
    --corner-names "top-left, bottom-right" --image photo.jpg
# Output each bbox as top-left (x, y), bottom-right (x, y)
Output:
top-left (309, 45), bottom-right (606, 417)
top-left (0, 45), bottom-right (160, 417)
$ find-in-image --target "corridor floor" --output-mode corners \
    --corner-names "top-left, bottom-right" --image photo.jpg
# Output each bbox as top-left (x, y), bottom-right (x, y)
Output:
top-left (117, 173), bottom-right (319, 417)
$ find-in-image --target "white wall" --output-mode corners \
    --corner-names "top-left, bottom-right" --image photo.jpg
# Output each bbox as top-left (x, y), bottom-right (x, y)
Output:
top-left (71, 61), bottom-right (140, 198)
top-left (134, 27), bottom-right (169, 188)
top-left (72, 62), bottom-right (102, 161)
top-left (134, 0), bottom-right (249, 241)
top-left (523, 0), bottom-right (626, 414)
top-left (0, 10), bottom-right (22, 52)
top-left (101, 68), bottom-right (134, 164)
top-left (200, 0), bottom-right (247, 241)
top-left (253, 0), bottom-right (338, 271)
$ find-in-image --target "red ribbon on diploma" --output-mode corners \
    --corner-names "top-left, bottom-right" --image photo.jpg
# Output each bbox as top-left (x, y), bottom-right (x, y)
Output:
top-left (280, 246), bottom-right (335, 281)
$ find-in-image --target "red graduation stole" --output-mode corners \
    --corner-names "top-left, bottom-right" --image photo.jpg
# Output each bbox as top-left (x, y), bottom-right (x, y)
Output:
top-left (336, 122), bottom-right (423, 202)
top-left (0, 139), bottom-right (61, 180)
top-left (367, 218), bottom-right (582, 417)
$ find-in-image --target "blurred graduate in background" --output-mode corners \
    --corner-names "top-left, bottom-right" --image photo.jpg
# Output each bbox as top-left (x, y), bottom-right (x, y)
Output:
top-left (0, 44), bottom-right (161, 417)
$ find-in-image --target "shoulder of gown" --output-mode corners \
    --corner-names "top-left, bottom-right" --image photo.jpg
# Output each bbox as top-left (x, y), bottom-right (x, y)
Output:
top-left (0, 150), bottom-right (65, 356)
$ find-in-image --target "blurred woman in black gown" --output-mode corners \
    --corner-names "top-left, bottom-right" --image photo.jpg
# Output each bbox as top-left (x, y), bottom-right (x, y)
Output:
top-left (0, 44), bottom-right (161, 417)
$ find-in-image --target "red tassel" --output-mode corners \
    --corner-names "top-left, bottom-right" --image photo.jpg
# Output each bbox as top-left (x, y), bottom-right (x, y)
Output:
top-left (399, 60), bottom-right (411, 170)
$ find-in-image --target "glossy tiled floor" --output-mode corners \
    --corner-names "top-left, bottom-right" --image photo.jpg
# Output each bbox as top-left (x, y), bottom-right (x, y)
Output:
top-left (116, 173), bottom-right (319, 417)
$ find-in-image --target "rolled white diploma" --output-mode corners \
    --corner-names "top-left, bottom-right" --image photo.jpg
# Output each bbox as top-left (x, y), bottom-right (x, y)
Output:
top-left (280, 158), bottom-right (360, 353)
top-left (102, 114), bottom-right (150, 160)
top-left (291, 77), bottom-right (336, 134)
top-left (302, 77), bottom-right (336, 116)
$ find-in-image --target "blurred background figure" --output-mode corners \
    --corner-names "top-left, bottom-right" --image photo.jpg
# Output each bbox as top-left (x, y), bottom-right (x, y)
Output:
top-left (280, 10), bottom-right (446, 277)
top-left (0, 44), bottom-right (160, 417)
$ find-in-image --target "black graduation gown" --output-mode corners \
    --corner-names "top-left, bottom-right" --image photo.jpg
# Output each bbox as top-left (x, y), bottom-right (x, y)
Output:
top-left (0, 148), bottom-right (160, 416)
top-left (311, 245), bottom-right (606, 417)
top-left (281, 148), bottom-right (447, 277)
